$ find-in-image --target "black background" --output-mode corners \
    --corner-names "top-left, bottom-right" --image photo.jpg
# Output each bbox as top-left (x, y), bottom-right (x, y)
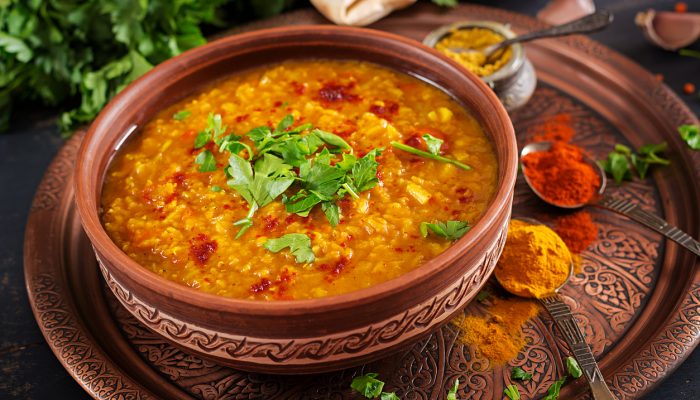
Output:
top-left (1, 0), bottom-right (698, 398)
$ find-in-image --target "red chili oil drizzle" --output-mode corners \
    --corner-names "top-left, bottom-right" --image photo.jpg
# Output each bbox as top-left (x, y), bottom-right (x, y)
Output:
top-left (189, 233), bottom-right (218, 266)
top-left (316, 82), bottom-right (361, 105)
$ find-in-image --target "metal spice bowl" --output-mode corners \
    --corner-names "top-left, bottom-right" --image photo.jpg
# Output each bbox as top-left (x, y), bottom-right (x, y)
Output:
top-left (424, 21), bottom-right (537, 111)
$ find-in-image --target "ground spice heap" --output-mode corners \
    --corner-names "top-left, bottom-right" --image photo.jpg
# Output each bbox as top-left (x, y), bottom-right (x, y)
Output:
top-left (554, 210), bottom-right (598, 254)
top-left (521, 141), bottom-right (601, 206)
top-left (495, 220), bottom-right (572, 298)
top-left (453, 298), bottom-right (540, 365)
top-left (435, 28), bottom-right (512, 77)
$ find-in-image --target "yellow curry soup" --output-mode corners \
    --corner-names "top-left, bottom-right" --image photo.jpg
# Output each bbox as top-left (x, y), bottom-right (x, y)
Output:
top-left (101, 60), bottom-right (498, 300)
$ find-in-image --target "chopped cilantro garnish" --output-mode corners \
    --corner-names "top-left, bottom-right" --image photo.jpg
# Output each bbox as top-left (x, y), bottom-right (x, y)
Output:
top-left (390, 141), bottom-right (471, 170)
top-left (420, 220), bottom-right (470, 241)
top-left (511, 367), bottom-right (532, 381)
top-left (422, 133), bottom-right (443, 155)
top-left (350, 373), bottom-right (385, 398)
top-left (678, 124), bottom-right (700, 150)
top-left (447, 379), bottom-right (459, 400)
top-left (542, 377), bottom-right (566, 400)
top-left (211, 185), bottom-right (222, 192)
top-left (379, 392), bottom-right (400, 400)
top-left (263, 233), bottom-right (315, 264)
top-left (194, 131), bottom-right (210, 149)
top-left (566, 357), bottom-right (582, 379)
top-left (194, 150), bottom-right (216, 172)
top-left (504, 384), bottom-right (521, 400)
top-left (172, 110), bottom-right (191, 121)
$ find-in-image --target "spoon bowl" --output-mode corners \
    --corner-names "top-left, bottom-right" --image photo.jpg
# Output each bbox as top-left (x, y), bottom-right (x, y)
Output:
top-left (520, 141), bottom-right (606, 208)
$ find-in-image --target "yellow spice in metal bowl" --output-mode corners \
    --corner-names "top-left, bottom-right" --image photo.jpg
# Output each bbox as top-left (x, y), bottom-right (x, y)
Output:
top-left (435, 28), bottom-right (512, 77)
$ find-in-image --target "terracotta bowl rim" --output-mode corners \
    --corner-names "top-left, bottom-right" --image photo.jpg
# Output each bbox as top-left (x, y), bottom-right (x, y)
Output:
top-left (75, 25), bottom-right (517, 314)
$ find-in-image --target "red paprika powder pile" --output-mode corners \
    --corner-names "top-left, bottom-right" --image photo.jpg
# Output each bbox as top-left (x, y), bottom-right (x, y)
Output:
top-left (521, 141), bottom-right (601, 206)
top-left (554, 210), bottom-right (598, 254)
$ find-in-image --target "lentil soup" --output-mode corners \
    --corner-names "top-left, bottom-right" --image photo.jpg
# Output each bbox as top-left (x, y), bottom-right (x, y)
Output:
top-left (101, 59), bottom-right (498, 300)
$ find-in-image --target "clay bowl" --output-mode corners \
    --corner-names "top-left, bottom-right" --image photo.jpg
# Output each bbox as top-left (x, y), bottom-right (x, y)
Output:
top-left (74, 25), bottom-right (517, 374)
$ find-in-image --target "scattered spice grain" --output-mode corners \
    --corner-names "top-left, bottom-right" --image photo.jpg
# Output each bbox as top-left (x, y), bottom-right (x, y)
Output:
top-left (453, 297), bottom-right (540, 365)
top-left (530, 114), bottom-right (576, 143)
top-left (675, 2), bottom-right (688, 13)
top-left (522, 141), bottom-right (601, 206)
top-left (554, 211), bottom-right (598, 254)
top-left (683, 82), bottom-right (696, 95)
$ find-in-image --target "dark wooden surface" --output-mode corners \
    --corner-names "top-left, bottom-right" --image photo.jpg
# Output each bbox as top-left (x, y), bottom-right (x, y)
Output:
top-left (1, 0), bottom-right (698, 398)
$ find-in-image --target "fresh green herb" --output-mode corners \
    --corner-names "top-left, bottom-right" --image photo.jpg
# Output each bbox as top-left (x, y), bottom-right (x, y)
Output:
top-left (263, 233), bottom-right (315, 264)
top-left (504, 384), bottom-right (521, 400)
top-left (195, 150), bottom-right (216, 172)
top-left (379, 392), bottom-right (400, 400)
top-left (194, 131), bottom-right (210, 149)
top-left (420, 220), bottom-right (471, 241)
top-left (350, 373), bottom-right (385, 398)
top-left (679, 124), bottom-right (700, 150)
top-left (511, 367), bottom-right (532, 381)
top-left (172, 110), bottom-right (191, 121)
top-left (447, 379), bottom-right (459, 400)
top-left (542, 377), bottom-right (566, 400)
top-left (566, 357), bottom-right (582, 379)
top-left (0, 1), bottom-right (300, 134)
top-left (599, 141), bottom-right (669, 184)
top-left (432, 0), bottom-right (458, 7)
top-left (390, 141), bottom-right (471, 170)
top-left (680, 49), bottom-right (700, 59)
top-left (211, 185), bottom-right (222, 192)
top-left (475, 290), bottom-right (490, 302)
top-left (422, 133), bottom-right (444, 155)
top-left (321, 201), bottom-right (340, 227)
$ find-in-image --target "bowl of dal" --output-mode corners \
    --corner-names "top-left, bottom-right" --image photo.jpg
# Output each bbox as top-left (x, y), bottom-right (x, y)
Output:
top-left (74, 25), bottom-right (517, 373)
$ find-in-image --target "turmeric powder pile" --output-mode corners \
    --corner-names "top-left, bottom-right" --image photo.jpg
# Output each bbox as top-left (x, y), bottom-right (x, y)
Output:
top-left (435, 28), bottom-right (513, 77)
top-left (453, 298), bottom-right (540, 365)
top-left (495, 220), bottom-right (572, 298)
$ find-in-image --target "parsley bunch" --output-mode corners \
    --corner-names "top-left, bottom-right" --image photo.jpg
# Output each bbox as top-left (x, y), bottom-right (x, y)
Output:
top-left (599, 142), bottom-right (670, 184)
top-left (192, 114), bottom-right (383, 237)
top-left (0, 0), bottom-right (301, 134)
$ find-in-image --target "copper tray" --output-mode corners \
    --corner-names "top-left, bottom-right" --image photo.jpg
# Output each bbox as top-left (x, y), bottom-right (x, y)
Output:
top-left (24, 4), bottom-right (700, 399)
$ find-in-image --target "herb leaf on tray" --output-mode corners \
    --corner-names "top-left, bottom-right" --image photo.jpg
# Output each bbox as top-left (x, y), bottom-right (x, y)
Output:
top-left (566, 356), bottom-right (582, 379)
top-left (511, 366), bottom-right (532, 381)
top-left (679, 124), bottom-right (700, 150)
top-left (350, 373), bottom-right (385, 398)
top-left (447, 379), bottom-right (459, 400)
top-left (504, 384), bottom-right (521, 400)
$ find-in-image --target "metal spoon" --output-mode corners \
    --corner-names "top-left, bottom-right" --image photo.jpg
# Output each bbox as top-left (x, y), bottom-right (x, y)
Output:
top-left (449, 10), bottom-right (613, 63)
top-left (497, 218), bottom-right (616, 400)
top-left (521, 141), bottom-right (700, 257)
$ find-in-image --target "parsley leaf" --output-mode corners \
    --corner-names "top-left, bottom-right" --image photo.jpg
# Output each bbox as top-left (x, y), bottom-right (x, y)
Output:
top-left (351, 148), bottom-right (384, 192)
top-left (321, 201), bottom-right (340, 227)
top-left (447, 379), bottom-right (459, 400)
top-left (194, 131), bottom-right (210, 149)
top-left (420, 220), bottom-right (470, 241)
top-left (350, 373), bottom-right (385, 398)
top-left (504, 384), bottom-right (521, 400)
top-left (432, 0), bottom-right (458, 7)
top-left (391, 141), bottom-right (471, 170)
top-left (542, 377), bottom-right (566, 400)
top-left (264, 233), bottom-right (315, 264)
top-left (422, 133), bottom-right (443, 155)
top-left (566, 357), bottom-right (582, 379)
top-left (678, 124), bottom-right (699, 150)
top-left (380, 393), bottom-right (400, 400)
top-left (195, 150), bottom-right (216, 172)
top-left (312, 129), bottom-right (352, 150)
top-left (599, 152), bottom-right (631, 184)
top-left (172, 110), bottom-right (191, 121)
top-left (511, 367), bottom-right (532, 381)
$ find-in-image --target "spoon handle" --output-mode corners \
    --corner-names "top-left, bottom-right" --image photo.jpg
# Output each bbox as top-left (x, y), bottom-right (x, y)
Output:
top-left (498, 10), bottom-right (613, 49)
top-left (540, 295), bottom-right (616, 400)
top-left (597, 195), bottom-right (700, 257)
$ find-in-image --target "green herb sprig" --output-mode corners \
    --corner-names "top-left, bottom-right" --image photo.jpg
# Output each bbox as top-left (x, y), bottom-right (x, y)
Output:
top-left (420, 220), bottom-right (471, 241)
top-left (504, 384), bottom-right (521, 400)
top-left (447, 379), bottom-right (459, 400)
top-left (390, 134), bottom-right (471, 170)
top-left (350, 373), bottom-right (399, 399)
top-left (511, 367), bottom-right (532, 381)
top-left (679, 124), bottom-right (700, 150)
top-left (599, 142), bottom-right (669, 184)
top-left (566, 357), bottom-right (582, 379)
top-left (264, 233), bottom-right (315, 264)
